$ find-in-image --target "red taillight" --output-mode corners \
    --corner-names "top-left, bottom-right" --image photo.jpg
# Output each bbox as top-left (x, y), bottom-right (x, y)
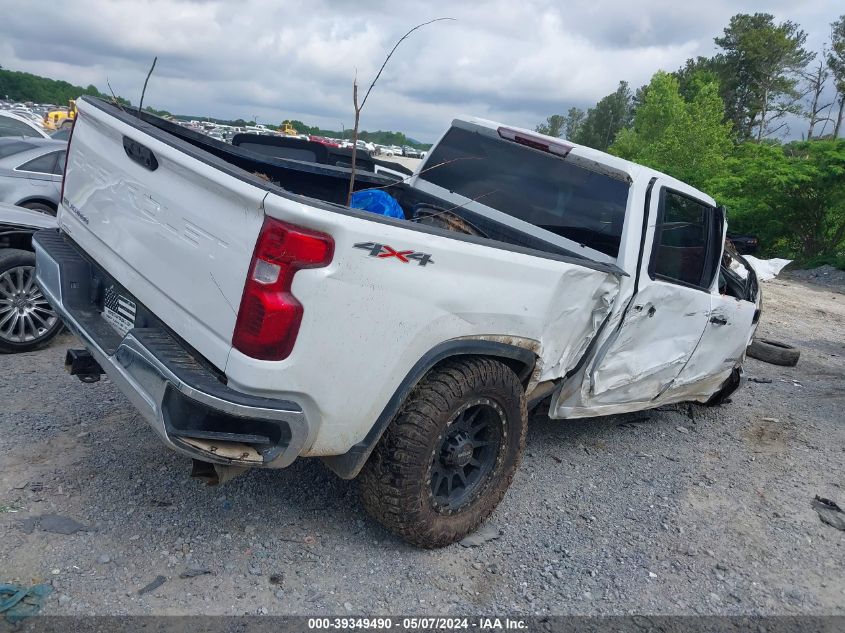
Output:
top-left (59, 119), bottom-right (76, 203)
top-left (232, 217), bottom-right (333, 361)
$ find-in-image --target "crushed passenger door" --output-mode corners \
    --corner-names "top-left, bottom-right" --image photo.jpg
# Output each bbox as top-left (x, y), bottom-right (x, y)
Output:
top-left (552, 183), bottom-right (723, 415)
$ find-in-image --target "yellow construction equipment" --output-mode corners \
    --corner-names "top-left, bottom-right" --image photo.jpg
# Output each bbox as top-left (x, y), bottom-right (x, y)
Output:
top-left (43, 100), bottom-right (77, 131)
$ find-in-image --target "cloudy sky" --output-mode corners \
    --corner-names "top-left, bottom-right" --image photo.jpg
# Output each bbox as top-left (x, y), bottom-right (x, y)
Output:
top-left (0, 0), bottom-right (839, 141)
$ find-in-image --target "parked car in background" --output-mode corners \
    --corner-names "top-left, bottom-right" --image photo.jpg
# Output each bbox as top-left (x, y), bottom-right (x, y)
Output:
top-left (727, 232), bottom-right (759, 255)
top-left (308, 135), bottom-right (340, 147)
top-left (49, 123), bottom-right (74, 142)
top-left (229, 132), bottom-right (412, 181)
top-left (0, 202), bottom-right (61, 352)
top-left (0, 112), bottom-right (50, 139)
top-left (402, 145), bottom-right (421, 158)
top-left (0, 138), bottom-right (67, 215)
top-left (352, 139), bottom-right (375, 155)
top-left (8, 109), bottom-right (45, 127)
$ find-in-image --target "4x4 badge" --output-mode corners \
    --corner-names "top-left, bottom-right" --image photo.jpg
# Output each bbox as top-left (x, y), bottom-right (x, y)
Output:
top-left (353, 242), bottom-right (434, 266)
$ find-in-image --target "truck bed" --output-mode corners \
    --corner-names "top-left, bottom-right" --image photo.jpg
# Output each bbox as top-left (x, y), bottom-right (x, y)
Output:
top-left (129, 102), bottom-right (610, 263)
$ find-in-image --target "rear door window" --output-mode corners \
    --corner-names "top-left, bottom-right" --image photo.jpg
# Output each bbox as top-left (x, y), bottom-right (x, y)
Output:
top-left (421, 127), bottom-right (630, 257)
top-left (650, 190), bottom-right (720, 289)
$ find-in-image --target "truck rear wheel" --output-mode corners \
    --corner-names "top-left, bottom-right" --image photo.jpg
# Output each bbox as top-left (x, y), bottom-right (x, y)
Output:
top-left (359, 357), bottom-right (527, 548)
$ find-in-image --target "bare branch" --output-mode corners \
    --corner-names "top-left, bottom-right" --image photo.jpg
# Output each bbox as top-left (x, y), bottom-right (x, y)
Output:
top-left (106, 78), bottom-right (125, 111)
top-left (360, 18), bottom-right (454, 111)
top-left (346, 18), bottom-right (454, 205)
top-left (764, 120), bottom-right (789, 138)
top-left (346, 76), bottom-right (360, 206)
top-left (409, 189), bottom-right (500, 222)
top-left (138, 56), bottom-right (158, 115)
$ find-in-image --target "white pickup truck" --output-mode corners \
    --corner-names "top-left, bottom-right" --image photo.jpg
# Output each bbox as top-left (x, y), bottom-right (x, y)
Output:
top-left (34, 97), bottom-right (760, 547)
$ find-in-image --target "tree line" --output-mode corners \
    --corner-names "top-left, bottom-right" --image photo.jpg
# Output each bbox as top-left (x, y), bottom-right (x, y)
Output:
top-left (0, 67), bottom-right (430, 149)
top-left (536, 13), bottom-right (845, 265)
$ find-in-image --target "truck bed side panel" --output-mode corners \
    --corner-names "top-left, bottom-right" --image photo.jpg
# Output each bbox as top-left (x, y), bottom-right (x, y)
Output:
top-left (223, 191), bottom-right (621, 456)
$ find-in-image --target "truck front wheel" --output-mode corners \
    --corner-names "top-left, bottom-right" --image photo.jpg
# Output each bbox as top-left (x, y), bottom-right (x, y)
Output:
top-left (359, 357), bottom-right (527, 548)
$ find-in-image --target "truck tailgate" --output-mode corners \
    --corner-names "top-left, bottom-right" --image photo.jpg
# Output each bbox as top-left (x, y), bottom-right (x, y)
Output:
top-left (59, 99), bottom-right (267, 370)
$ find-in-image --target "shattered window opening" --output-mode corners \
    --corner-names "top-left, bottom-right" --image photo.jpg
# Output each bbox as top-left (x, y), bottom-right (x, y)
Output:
top-left (650, 190), bottom-right (719, 290)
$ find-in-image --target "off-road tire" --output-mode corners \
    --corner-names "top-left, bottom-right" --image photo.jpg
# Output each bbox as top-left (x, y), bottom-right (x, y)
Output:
top-left (747, 338), bottom-right (800, 367)
top-left (359, 357), bottom-right (527, 548)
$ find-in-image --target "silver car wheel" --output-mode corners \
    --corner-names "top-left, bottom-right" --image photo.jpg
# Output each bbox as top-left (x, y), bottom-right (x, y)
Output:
top-left (0, 265), bottom-right (59, 344)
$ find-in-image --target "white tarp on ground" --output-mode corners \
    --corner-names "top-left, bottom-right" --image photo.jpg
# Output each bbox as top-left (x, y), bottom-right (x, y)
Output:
top-left (732, 256), bottom-right (792, 282)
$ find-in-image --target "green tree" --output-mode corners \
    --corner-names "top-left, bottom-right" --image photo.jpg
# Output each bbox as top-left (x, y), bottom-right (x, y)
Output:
top-left (714, 13), bottom-right (814, 141)
top-left (535, 114), bottom-right (566, 137)
top-left (535, 108), bottom-right (585, 140)
top-left (144, 106), bottom-right (172, 118)
top-left (0, 67), bottom-right (132, 106)
top-left (609, 71), bottom-right (732, 189)
top-left (674, 56), bottom-right (720, 102)
top-left (562, 107), bottom-right (585, 140)
top-left (828, 15), bottom-right (845, 138)
top-left (708, 140), bottom-right (845, 258)
top-left (570, 81), bottom-right (633, 151)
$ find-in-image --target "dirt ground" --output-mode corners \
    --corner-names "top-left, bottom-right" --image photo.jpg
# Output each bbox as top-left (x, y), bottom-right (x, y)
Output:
top-left (0, 276), bottom-right (843, 616)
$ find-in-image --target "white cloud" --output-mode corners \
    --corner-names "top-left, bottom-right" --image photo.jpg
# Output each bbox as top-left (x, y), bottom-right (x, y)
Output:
top-left (0, 0), bottom-right (837, 140)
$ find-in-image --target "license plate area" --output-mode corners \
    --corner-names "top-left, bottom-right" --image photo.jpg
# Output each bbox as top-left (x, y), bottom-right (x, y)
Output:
top-left (102, 285), bottom-right (137, 336)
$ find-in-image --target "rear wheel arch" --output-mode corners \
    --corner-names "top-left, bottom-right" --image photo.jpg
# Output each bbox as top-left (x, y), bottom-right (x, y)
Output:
top-left (359, 355), bottom-right (527, 547)
top-left (17, 198), bottom-right (58, 215)
top-left (321, 338), bottom-right (537, 480)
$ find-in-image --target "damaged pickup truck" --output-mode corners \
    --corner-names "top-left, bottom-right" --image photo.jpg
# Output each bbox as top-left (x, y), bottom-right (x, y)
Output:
top-left (34, 97), bottom-right (760, 547)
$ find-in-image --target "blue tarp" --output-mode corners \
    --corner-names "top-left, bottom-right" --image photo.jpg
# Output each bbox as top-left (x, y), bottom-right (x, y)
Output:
top-left (350, 190), bottom-right (405, 220)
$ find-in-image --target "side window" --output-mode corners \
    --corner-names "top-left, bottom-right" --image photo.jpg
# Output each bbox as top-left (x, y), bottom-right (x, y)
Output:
top-left (650, 191), bottom-right (716, 289)
top-left (17, 151), bottom-right (59, 175)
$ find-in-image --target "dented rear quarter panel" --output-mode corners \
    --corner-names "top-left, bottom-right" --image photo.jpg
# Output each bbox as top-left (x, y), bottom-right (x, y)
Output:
top-left (225, 189), bottom-right (623, 455)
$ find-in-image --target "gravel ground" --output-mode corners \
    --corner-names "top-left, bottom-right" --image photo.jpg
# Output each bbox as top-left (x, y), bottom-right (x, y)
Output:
top-left (783, 264), bottom-right (845, 289)
top-left (1, 277), bottom-right (843, 616)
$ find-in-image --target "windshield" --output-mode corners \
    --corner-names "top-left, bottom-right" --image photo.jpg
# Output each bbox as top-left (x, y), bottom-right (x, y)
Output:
top-left (421, 127), bottom-right (630, 257)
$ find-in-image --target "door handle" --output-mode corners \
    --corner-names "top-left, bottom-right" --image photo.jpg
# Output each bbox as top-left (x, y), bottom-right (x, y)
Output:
top-left (710, 316), bottom-right (728, 325)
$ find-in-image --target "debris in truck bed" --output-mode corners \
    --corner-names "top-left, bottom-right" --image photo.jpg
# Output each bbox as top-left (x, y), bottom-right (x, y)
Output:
top-left (412, 204), bottom-right (486, 237)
